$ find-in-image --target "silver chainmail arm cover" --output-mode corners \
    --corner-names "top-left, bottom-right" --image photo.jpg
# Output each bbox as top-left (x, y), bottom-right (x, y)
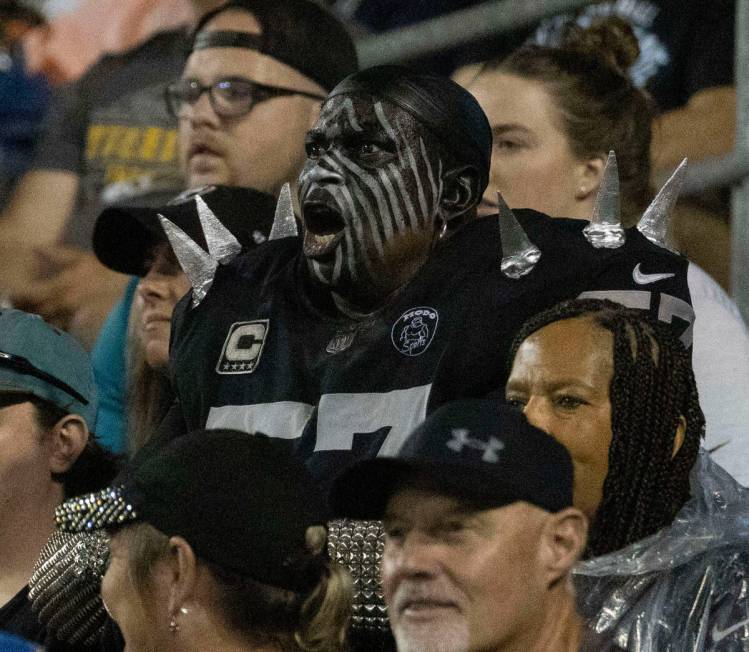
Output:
top-left (28, 529), bottom-right (110, 646)
top-left (328, 519), bottom-right (389, 632)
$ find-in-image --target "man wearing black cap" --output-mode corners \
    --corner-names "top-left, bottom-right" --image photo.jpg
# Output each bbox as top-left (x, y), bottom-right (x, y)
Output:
top-left (174, 0), bottom-right (357, 195)
top-left (331, 399), bottom-right (590, 652)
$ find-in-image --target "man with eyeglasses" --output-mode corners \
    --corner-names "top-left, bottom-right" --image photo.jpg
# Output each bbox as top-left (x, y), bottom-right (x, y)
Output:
top-left (0, 309), bottom-right (118, 650)
top-left (171, 0), bottom-right (357, 195)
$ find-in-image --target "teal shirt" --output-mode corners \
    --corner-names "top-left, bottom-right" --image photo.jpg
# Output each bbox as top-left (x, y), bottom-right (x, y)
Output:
top-left (91, 277), bottom-right (138, 453)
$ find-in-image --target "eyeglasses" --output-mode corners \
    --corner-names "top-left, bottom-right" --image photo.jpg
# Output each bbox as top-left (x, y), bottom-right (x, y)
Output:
top-left (165, 77), bottom-right (326, 119)
top-left (0, 351), bottom-right (89, 405)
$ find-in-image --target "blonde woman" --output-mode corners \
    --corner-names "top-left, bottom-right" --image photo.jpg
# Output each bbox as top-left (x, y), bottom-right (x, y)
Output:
top-left (58, 429), bottom-right (351, 652)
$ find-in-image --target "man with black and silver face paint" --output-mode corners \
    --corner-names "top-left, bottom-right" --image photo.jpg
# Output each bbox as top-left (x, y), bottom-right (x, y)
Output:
top-left (163, 63), bottom-right (697, 644)
top-left (297, 67), bottom-right (488, 314)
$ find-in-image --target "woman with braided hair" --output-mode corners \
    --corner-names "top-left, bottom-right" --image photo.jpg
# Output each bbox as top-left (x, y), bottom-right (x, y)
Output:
top-left (506, 298), bottom-right (749, 650)
top-left (506, 297), bottom-right (703, 557)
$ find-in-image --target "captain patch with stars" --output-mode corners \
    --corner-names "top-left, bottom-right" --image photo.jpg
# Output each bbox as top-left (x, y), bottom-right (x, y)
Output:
top-left (216, 320), bottom-right (269, 374)
top-left (392, 307), bottom-right (439, 357)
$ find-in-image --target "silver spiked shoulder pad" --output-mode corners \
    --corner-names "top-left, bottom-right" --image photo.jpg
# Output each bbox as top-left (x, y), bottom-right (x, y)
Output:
top-left (637, 158), bottom-right (687, 253)
top-left (497, 192), bottom-right (541, 279)
top-left (195, 195), bottom-right (241, 263)
top-left (584, 151), bottom-right (626, 249)
top-left (328, 519), bottom-right (389, 632)
top-left (28, 529), bottom-right (111, 646)
top-left (269, 182), bottom-right (299, 240)
top-left (158, 214), bottom-right (218, 308)
top-left (157, 194), bottom-right (244, 308)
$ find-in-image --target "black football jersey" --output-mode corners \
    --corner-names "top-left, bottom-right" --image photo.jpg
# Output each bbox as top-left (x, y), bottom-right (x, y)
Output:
top-left (169, 211), bottom-right (694, 488)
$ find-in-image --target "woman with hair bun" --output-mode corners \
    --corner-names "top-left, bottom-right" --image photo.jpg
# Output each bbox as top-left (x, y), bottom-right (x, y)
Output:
top-left (462, 18), bottom-right (749, 486)
top-left (465, 17), bottom-right (650, 223)
top-left (57, 429), bottom-right (352, 652)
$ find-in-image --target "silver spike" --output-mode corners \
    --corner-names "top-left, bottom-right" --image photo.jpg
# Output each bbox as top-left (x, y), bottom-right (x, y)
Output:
top-left (269, 182), bottom-right (298, 240)
top-left (637, 158), bottom-right (687, 253)
top-left (583, 151), bottom-right (625, 249)
top-left (158, 214), bottom-right (217, 307)
top-left (195, 195), bottom-right (241, 264)
top-left (497, 192), bottom-right (541, 279)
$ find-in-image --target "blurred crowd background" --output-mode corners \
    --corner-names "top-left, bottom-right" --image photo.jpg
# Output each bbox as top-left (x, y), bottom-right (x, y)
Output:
top-left (0, 0), bottom-right (741, 350)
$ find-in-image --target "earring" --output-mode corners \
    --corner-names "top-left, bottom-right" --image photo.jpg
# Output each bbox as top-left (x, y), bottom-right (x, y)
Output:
top-left (436, 217), bottom-right (448, 240)
top-left (169, 607), bottom-right (188, 634)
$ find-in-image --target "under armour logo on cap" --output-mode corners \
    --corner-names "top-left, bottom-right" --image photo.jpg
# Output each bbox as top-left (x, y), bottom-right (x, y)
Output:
top-left (446, 428), bottom-right (505, 463)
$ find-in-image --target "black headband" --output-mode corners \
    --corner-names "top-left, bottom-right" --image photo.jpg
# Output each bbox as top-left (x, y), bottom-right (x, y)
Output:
top-left (191, 1), bottom-right (359, 93)
top-left (193, 30), bottom-right (262, 51)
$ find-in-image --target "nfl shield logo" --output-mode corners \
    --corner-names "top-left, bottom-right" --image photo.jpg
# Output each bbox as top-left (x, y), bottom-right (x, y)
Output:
top-left (216, 320), bottom-right (269, 374)
top-left (391, 307), bottom-right (439, 357)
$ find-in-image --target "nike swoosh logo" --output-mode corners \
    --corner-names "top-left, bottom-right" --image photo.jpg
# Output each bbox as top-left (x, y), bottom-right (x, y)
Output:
top-left (712, 617), bottom-right (749, 642)
top-left (632, 263), bottom-right (676, 285)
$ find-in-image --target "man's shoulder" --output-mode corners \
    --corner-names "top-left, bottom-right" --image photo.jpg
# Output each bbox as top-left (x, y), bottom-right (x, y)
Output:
top-left (83, 29), bottom-right (189, 75)
top-left (71, 29), bottom-right (190, 98)
top-left (171, 239), bottom-right (301, 328)
top-left (230, 237), bottom-right (301, 278)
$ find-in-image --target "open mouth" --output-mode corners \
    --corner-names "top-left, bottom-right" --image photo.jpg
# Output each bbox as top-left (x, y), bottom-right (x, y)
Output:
top-left (303, 201), bottom-right (345, 236)
top-left (302, 200), bottom-right (346, 258)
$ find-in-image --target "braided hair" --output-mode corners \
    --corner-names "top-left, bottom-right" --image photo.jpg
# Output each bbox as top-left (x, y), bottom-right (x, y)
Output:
top-left (508, 299), bottom-right (704, 557)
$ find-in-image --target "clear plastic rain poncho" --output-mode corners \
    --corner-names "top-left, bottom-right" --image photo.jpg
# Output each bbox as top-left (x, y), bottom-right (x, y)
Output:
top-left (575, 450), bottom-right (749, 651)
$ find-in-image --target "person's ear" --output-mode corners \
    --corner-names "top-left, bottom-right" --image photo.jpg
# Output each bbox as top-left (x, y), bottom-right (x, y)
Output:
top-left (538, 507), bottom-right (588, 587)
top-left (47, 414), bottom-right (88, 474)
top-left (672, 415), bottom-right (687, 459)
top-left (439, 164), bottom-right (481, 225)
top-left (166, 536), bottom-right (198, 617)
top-left (574, 155), bottom-right (606, 201)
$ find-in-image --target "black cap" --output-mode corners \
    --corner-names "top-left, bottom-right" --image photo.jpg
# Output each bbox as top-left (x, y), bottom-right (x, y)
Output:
top-left (93, 185), bottom-right (278, 276)
top-left (195, 0), bottom-right (359, 93)
top-left (56, 430), bottom-right (327, 593)
top-left (330, 399), bottom-right (574, 519)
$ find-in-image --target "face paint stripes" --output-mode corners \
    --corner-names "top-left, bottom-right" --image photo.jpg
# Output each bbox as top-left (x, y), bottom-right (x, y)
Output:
top-left (310, 259), bottom-right (329, 284)
top-left (325, 152), bottom-right (385, 258)
top-left (342, 98), bottom-right (364, 132)
top-left (326, 181), bottom-right (376, 277)
top-left (395, 119), bottom-right (430, 226)
top-left (374, 101), bottom-right (406, 168)
top-left (377, 168), bottom-right (408, 234)
top-left (331, 150), bottom-right (396, 243)
top-left (419, 138), bottom-right (442, 215)
top-left (340, 229), bottom-right (357, 282)
top-left (301, 94), bottom-right (449, 303)
top-left (387, 162), bottom-right (419, 231)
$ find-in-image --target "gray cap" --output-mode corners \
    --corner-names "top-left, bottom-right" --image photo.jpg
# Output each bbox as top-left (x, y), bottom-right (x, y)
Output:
top-left (0, 309), bottom-right (97, 426)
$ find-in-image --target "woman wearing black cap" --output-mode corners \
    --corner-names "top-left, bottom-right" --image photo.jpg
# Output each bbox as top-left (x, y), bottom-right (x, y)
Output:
top-left (58, 430), bottom-right (352, 652)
